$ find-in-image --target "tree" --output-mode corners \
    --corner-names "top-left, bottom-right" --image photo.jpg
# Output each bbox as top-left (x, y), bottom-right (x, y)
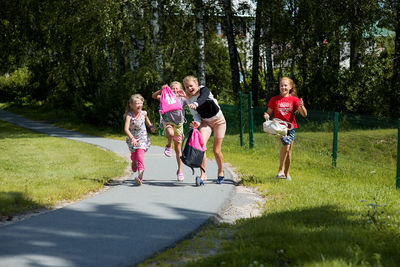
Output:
top-left (251, 0), bottom-right (263, 106)
top-left (221, 0), bottom-right (240, 95)
top-left (194, 0), bottom-right (206, 85)
top-left (394, 0), bottom-right (400, 83)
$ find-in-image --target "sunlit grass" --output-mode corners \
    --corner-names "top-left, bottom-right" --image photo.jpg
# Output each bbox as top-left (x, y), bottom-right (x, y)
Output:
top-left (0, 120), bottom-right (127, 217)
top-left (3, 103), bottom-right (400, 266)
top-left (142, 130), bottom-right (399, 266)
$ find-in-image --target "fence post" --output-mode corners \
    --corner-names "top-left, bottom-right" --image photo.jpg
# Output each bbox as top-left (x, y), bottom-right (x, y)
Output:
top-left (248, 91), bottom-right (254, 149)
top-left (239, 91), bottom-right (243, 146)
top-left (332, 112), bottom-right (339, 167)
top-left (397, 118), bottom-right (400, 189)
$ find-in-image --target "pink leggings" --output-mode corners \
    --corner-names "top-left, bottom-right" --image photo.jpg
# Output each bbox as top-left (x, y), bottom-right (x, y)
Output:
top-left (130, 149), bottom-right (145, 171)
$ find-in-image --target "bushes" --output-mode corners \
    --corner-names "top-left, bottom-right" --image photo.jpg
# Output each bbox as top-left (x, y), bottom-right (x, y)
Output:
top-left (0, 67), bottom-right (33, 103)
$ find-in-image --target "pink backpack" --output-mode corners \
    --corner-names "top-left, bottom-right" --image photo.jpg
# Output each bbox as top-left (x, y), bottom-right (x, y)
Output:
top-left (159, 85), bottom-right (182, 114)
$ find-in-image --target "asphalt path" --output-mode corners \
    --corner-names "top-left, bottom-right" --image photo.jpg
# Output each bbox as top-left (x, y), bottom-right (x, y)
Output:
top-left (0, 109), bottom-right (236, 267)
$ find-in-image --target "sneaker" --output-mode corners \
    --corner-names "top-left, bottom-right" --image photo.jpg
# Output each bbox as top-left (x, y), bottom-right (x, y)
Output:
top-left (195, 176), bottom-right (204, 186)
top-left (285, 175), bottom-right (292, 181)
top-left (134, 177), bottom-right (142, 185)
top-left (216, 176), bottom-right (224, 184)
top-left (177, 172), bottom-right (184, 182)
top-left (276, 172), bottom-right (286, 179)
top-left (164, 145), bottom-right (172, 157)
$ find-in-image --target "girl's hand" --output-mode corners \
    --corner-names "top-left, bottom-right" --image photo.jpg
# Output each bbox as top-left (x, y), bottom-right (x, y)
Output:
top-left (188, 103), bottom-right (197, 110)
top-left (149, 125), bottom-right (155, 133)
top-left (299, 98), bottom-right (305, 107)
top-left (131, 138), bottom-right (138, 147)
top-left (190, 121), bottom-right (200, 128)
top-left (177, 90), bottom-right (186, 97)
top-left (264, 113), bottom-right (270, 120)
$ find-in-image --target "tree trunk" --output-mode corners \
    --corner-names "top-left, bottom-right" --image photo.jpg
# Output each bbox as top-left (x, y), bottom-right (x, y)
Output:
top-left (349, 4), bottom-right (362, 70)
top-left (151, 0), bottom-right (163, 84)
top-left (393, 0), bottom-right (400, 117)
top-left (251, 0), bottom-right (262, 106)
top-left (221, 0), bottom-right (240, 94)
top-left (265, 37), bottom-right (274, 99)
top-left (195, 0), bottom-right (206, 86)
top-left (394, 1), bottom-right (400, 84)
top-left (104, 40), bottom-right (113, 74)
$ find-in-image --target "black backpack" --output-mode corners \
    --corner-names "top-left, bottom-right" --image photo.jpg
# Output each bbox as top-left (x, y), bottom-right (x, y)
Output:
top-left (180, 128), bottom-right (206, 175)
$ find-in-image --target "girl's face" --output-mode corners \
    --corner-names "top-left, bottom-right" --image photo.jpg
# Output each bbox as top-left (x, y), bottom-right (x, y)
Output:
top-left (172, 84), bottom-right (186, 97)
top-left (280, 79), bottom-right (291, 97)
top-left (171, 84), bottom-right (182, 95)
top-left (184, 80), bottom-right (199, 96)
top-left (130, 99), bottom-right (143, 112)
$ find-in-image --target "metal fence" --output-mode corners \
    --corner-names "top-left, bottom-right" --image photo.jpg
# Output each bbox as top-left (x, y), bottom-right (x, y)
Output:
top-left (160, 92), bottom-right (400, 189)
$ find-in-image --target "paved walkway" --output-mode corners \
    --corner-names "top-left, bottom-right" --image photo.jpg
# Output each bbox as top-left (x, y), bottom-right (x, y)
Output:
top-left (0, 109), bottom-right (236, 267)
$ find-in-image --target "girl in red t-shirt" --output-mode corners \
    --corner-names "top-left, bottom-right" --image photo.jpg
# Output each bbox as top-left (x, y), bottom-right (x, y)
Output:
top-left (264, 77), bottom-right (307, 181)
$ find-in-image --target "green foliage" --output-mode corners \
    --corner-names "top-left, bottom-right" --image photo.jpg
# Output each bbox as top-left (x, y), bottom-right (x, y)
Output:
top-left (338, 54), bottom-right (393, 117)
top-left (205, 35), bottom-right (232, 102)
top-left (2, 0), bottom-right (400, 127)
top-left (0, 67), bottom-right (32, 103)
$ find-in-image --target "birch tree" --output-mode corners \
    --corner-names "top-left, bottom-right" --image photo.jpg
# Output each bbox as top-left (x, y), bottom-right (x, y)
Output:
top-left (221, 0), bottom-right (240, 94)
top-left (150, 0), bottom-right (164, 83)
top-left (194, 0), bottom-right (206, 85)
top-left (251, 0), bottom-right (262, 106)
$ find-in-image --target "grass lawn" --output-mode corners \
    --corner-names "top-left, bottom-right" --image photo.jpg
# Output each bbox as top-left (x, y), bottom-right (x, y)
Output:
top-left (2, 103), bottom-right (400, 266)
top-left (0, 120), bottom-right (127, 218)
top-left (141, 130), bottom-right (399, 266)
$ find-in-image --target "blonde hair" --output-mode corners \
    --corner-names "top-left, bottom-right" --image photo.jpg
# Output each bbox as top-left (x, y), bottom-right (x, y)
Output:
top-left (280, 77), bottom-right (298, 97)
top-left (170, 81), bottom-right (183, 90)
top-left (183, 75), bottom-right (198, 86)
top-left (124, 94), bottom-right (144, 119)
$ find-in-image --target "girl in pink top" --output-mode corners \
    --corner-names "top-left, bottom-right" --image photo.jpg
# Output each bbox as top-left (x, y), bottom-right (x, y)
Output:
top-left (264, 77), bottom-right (307, 181)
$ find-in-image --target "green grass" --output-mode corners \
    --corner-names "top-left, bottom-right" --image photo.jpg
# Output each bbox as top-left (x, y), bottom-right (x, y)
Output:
top-left (141, 130), bottom-right (399, 266)
top-left (0, 120), bottom-right (127, 217)
top-left (2, 103), bottom-right (400, 266)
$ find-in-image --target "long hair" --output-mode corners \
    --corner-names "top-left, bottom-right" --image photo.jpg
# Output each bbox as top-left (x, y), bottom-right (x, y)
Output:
top-left (123, 94), bottom-right (144, 120)
top-left (280, 77), bottom-right (298, 97)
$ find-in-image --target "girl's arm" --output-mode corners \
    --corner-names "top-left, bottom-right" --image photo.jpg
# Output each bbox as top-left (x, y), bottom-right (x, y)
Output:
top-left (152, 89), bottom-right (162, 100)
top-left (124, 115), bottom-right (138, 146)
top-left (264, 108), bottom-right (273, 120)
top-left (145, 113), bottom-right (155, 133)
top-left (297, 98), bottom-right (307, 117)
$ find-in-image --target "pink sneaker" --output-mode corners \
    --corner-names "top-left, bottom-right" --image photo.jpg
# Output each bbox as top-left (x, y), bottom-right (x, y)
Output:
top-left (177, 172), bottom-right (184, 182)
top-left (164, 145), bottom-right (172, 157)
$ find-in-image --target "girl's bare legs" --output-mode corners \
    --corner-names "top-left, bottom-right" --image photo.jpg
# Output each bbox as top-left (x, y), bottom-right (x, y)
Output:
top-left (174, 140), bottom-right (182, 173)
top-left (213, 137), bottom-right (224, 177)
top-left (279, 142), bottom-right (294, 177)
top-left (279, 144), bottom-right (290, 174)
top-left (199, 129), bottom-right (211, 181)
top-left (284, 142), bottom-right (293, 177)
top-left (165, 127), bottom-right (174, 147)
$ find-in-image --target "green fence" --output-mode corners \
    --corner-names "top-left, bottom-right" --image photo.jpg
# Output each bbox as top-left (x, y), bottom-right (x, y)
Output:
top-left (159, 93), bottom-right (400, 189)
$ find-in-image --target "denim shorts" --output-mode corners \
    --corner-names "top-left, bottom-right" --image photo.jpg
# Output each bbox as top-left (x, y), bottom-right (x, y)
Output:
top-left (281, 129), bottom-right (295, 145)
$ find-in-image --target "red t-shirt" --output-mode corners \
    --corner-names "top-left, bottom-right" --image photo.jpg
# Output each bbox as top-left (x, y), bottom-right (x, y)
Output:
top-left (267, 95), bottom-right (300, 129)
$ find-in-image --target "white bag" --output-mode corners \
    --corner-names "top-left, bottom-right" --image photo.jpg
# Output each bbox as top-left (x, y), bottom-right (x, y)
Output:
top-left (263, 118), bottom-right (293, 136)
